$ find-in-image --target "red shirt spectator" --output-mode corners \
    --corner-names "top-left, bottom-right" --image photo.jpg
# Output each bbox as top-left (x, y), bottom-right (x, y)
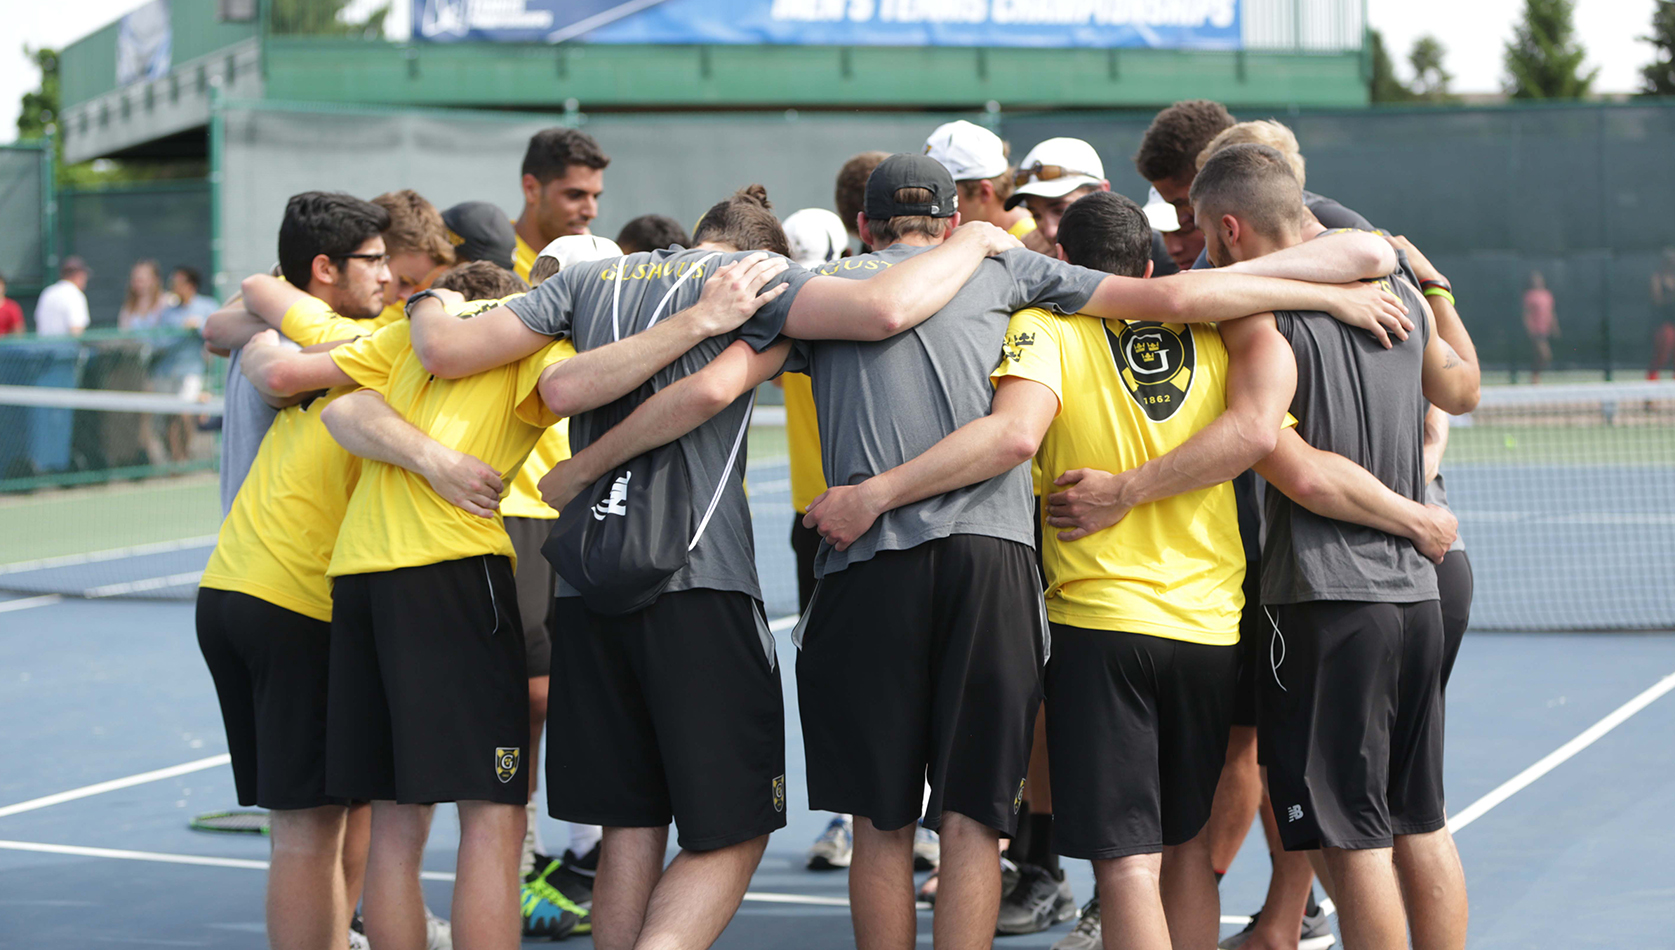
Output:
top-left (0, 293), bottom-right (24, 335)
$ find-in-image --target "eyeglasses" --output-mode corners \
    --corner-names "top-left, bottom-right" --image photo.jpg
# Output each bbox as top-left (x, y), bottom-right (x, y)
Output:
top-left (336, 252), bottom-right (390, 267)
top-left (1015, 162), bottom-right (1097, 188)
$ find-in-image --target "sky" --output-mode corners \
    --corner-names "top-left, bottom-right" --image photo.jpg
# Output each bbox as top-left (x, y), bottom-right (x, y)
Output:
top-left (0, 0), bottom-right (1663, 144)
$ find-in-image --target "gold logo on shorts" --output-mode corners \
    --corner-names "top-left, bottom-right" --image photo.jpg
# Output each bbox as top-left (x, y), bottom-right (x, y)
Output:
top-left (495, 747), bottom-right (521, 784)
top-left (771, 774), bottom-right (786, 813)
top-left (1013, 778), bottom-right (1027, 814)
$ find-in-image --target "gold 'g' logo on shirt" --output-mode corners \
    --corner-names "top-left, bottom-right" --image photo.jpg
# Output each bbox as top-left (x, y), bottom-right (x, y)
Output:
top-left (495, 747), bottom-right (521, 784)
top-left (1106, 322), bottom-right (1196, 422)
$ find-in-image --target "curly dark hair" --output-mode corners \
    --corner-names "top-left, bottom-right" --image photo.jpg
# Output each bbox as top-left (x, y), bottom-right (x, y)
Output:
top-left (1134, 100), bottom-right (1237, 184)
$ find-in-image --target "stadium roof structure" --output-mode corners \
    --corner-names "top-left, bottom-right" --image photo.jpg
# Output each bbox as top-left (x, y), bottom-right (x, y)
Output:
top-left (57, 0), bottom-right (1373, 164)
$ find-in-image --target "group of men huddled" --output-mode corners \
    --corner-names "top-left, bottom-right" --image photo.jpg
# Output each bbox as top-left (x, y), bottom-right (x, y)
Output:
top-left (196, 98), bottom-right (1481, 950)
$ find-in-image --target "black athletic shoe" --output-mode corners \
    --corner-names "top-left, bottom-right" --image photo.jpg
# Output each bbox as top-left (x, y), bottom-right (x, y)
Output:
top-left (996, 863), bottom-right (1077, 935)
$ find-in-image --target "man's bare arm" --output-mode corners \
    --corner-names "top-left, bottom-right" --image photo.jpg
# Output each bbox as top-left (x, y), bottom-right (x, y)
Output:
top-left (408, 300), bottom-right (554, 379)
top-left (1082, 272), bottom-right (1411, 347)
top-left (1219, 229), bottom-right (1397, 284)
top-left (1423, 404), bottom-right (1450, 486)
top-left (1391, 235), bottom-right (1480, 413)
top-left (801, 377), bottom-right (1058, 551)
top-left (538, 340), bottom-right (793, 512)
top-left (239, 330), bottom-right (355, 397)
top-left (1045, 315), bottom-right (1295, 541)
top-left (320, 389), bottom-right (505, 518)
top-left (539, 254), bottom-right (792, 417)
top-left (240, 274), bottom-right (312, 327)
top-left (782, 222), bottom-right (1021, 341)
top-left (1255, 428), bottom-right (1457, 563)
top-left (203, 301), bottom-right (266, 352)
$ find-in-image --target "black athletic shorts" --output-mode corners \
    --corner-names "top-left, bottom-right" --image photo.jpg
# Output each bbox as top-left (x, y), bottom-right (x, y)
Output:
top-left (789, 517), bottom-right (821, 613)
top-left (1259, 599), bottom-right (1447, 851)
top-left (1435, 550), bottom-right (1473, 690)
top-left (1230, 471), bottom-right (1263, 728)
top-left (505, 516), bottom-right (556, 678)
top-left (796, 534), bottom-right (1046, 836)
top-left (1045, 624), bottom-right (1237, 858)
top-left (327, 556), bottom-right (529, 805)
top-left (548, 588), bottom-right (786, 852)
top-left (196, 588), bottom-right (339, 810)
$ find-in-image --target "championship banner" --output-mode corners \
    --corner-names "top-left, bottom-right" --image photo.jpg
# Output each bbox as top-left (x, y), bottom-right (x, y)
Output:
top-left (413, 0), bottom-right (1242, 49)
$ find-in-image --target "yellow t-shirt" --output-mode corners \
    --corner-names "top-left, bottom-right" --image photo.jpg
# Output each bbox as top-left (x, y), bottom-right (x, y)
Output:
top-left (513, 229), bottom-right (538, 284)
top-left (325, 320), bottom-right (574, 577)
top-left (278, 294), bottom-right (402, 348)
top-left (200, 388), bottom-right (360, 621)
top-left (501, 422), bottom-right (572, 519)
top-left (1007, 216), bottom-right (1038, 239)
top-left (782, 372), bottom-right (827, 514)
top-left (991, 308), bottom-right (1293, 645)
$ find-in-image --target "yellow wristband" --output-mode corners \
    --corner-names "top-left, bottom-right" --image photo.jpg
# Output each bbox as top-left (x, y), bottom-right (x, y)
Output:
top-left (1423, 287), bottom-right (1456, 307)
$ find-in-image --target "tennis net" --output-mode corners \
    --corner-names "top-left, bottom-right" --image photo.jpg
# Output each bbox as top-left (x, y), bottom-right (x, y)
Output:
top-left (1, 382), bottom-right (1669, 632)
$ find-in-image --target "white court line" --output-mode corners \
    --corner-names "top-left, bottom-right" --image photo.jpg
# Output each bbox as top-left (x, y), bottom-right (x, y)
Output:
top-left (0, 594), bottom-right (63, 613)
top-left (0, 536), bottom-right (217, 576)
top-left (1447, 669), bottom-right (1675, 833)
top-left (85, 571), bottom-right (203, 599)
top-left (0, 840), bottom-right (850, 906)
top-left (0, 755), bottom-right (232, 820)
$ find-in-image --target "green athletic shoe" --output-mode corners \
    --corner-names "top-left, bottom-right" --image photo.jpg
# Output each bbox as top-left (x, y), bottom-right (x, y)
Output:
top-left (521, 854), bottom-right (587, 940)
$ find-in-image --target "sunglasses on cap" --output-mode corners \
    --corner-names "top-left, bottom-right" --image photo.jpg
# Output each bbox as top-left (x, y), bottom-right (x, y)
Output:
top-left (1015, 162), bottom-right (1098, 188)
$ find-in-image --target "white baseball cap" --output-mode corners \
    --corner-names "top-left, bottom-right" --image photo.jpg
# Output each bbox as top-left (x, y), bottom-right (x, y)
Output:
top-left (1006, 137), bottom-right (1107, 209)
top-left (1143, 186), bottom-right (1180, 233)
top-left (923, 119), bottom-right (1009, 181)
top-left (538, 234), bottom-right (623, 271)
top-left (782, 208), bottom-right (849, 270)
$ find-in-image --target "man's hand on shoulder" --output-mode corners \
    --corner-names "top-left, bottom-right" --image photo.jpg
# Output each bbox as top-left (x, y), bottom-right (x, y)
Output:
top-left (1320, 281), bottom-right (1412, 349)
top-left (687, 252), bottom-right (792, 337)
top-left (950, 220), bottom-right (1024, 257)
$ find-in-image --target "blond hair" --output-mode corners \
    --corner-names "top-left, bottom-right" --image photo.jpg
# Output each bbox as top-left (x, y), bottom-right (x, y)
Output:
top-left (1196, 120), bottom-right (1306, 188)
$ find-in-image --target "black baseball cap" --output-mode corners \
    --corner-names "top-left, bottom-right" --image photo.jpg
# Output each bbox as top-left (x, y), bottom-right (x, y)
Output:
top-left (863, 154), bottom-right (958, 221)
top-left (442, 201), bottom-right (517, 272)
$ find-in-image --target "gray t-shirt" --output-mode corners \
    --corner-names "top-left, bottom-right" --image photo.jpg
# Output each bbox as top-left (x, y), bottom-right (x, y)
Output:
top-left (1261, 274), bottom-right (1439, 605)
top-left (797, 244), bottom-right (1106, 577)
top-left (219, 346), bottom-right (287, 517)
top-left (507, 247), bottom-right (814, 602)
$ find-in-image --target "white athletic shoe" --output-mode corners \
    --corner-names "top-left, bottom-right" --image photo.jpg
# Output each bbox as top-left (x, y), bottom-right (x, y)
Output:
top-left (913, 825), bottom-right (940, 870)
top-left (425, 906), bottom-right (452, 950)
top-left (807, 814), bottom-right (854, 870)
top-left (347, 927), bottom-right (371, 950)
top-left (1051, 896), bottom-right (1101, 950)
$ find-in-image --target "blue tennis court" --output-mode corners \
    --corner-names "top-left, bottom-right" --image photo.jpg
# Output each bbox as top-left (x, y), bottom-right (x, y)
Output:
top-left (2, 580), bottom-right (1672, 947)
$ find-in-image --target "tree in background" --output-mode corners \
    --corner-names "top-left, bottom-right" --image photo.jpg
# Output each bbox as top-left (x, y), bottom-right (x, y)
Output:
top-left (268, 0), bottom-right (389, 36)
top-left (1504, 0), bottom-right (1600, 99)
top-left (1369, 29), bottom-right (1416, 103)
top-left (1640, 0), bottom-right (1675, 96)
top-left (1409, 35), bottom-right (1457, 102)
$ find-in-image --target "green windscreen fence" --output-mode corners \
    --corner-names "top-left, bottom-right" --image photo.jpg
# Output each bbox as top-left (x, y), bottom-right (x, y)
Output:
top-left (1004, 101), bottom-right (1675, 379)
top-left (0, 143), bottom-right (49, 300)
top-left (59, 183), bottom-right (215, 329)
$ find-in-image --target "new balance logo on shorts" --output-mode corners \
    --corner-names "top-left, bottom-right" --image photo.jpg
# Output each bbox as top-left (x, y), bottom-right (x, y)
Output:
top-left (495, 747), bottom-right (521, 783)
top-left (772, 774), bottom-right (786, 813)
top-left (592, 471), bottom-right (632, 521)
top-left (1287, 804), bottom-right (1304, 822)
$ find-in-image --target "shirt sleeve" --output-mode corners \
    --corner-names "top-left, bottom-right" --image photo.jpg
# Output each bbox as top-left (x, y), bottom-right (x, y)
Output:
top-left (69, 290), bottom-right (90, 331)
top-left (1305, 196), bottom-right (1374, 231)
top-left (736, 260), bottom-right (818, 352)
top-left (989, 308), bottom-right (1066, 415)
top-left (505, 264), bottom-right (581, 339)
top-left (1001, 249), bottom-right (1106, 316)
top-left (329, 321), bottom-right (410, 396)
top-left (280, 295), bottom-right (367, 347)
top-left (514, 338), bottom-right (579, 429)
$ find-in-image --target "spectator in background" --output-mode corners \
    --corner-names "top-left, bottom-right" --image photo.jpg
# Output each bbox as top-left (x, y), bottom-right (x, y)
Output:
top-left (1523, 270), bottom-right (1558, 384)
top-left (0, 272), bottom-right (24, 335)
top-left (160, 266), bottom-right (219, 332)
top-left (118, 259), bottom-right (168, 330)
top-left (146, 267), bottom-right (219, 462)
top-left (34, 257), bottom-right (91, 337)
top-left (1649, 248), bottom-right (1675, 380)
top-left (615, 214), bottom-right (690, 254)
top-left (834, 150), bottom-right (889, 249)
